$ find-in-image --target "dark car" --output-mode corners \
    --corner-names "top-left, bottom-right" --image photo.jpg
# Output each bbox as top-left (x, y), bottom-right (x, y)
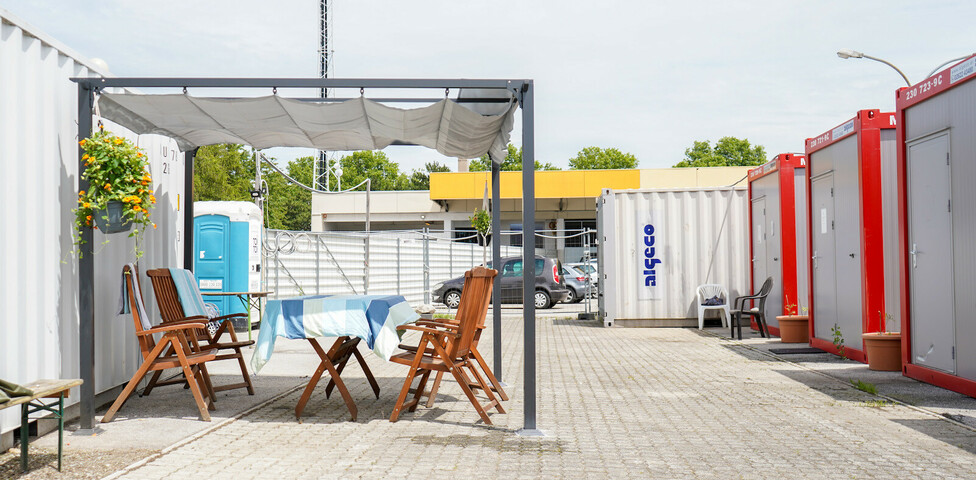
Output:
top-left (560, 265), bottom-right (589, 303)
top-left (433, 256), bottom-right (570, 309)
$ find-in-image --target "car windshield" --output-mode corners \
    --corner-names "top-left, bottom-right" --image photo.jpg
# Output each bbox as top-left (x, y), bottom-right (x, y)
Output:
top-left (502, 259), bottom-right (546, 277)
top-left (577, 264), bottom-right (595, 274)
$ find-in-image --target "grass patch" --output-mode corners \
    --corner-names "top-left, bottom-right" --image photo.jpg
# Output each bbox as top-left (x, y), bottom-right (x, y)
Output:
top-left (433, 313), bottom-right (455, 320)
top-left (850, 379), bottom-right (878, 395)
top-left (860, 399), bottom-right (892, 408)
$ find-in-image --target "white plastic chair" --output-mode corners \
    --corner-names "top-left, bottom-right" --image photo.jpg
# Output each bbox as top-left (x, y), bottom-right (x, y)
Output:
top-left (696, 284), bottom-right (731, 330)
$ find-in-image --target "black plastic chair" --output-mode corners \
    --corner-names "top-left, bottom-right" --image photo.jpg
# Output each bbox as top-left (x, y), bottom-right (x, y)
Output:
top-left (731, 277), bottom-right (773, 340)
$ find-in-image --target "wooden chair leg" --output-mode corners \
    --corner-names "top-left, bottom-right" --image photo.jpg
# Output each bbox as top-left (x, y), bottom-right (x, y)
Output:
top-left (470, 348), bottom-right (508, 401)
top-left (466, 359), bottom-right (504, 414)
top-left (430, 342), bottom-right (492, 425)
top-left (408, 371), bottom-right (431, 413)
top-left (232, 347), bottom-right (255, 395)
top-left (171, 339), bottom-right (211, 421)
top-left (102, 339), bottom-right (169, 423)
top-left (198, 363), bottom-right (217, 410)
top-left (424, 372), bottom-right (445, 408)
top-left (390, 336), bottom-right (428, 422)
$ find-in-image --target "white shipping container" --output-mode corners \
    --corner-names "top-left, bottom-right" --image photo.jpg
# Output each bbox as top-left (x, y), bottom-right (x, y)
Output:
top-left (598, 187), bottom-right (750, 327)
top-left (0, 8), bottom-right (185, 446)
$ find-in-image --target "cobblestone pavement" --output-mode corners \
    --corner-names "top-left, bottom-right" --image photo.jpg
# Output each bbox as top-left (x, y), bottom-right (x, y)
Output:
top-left (104, 318), bottom-right (976, 479)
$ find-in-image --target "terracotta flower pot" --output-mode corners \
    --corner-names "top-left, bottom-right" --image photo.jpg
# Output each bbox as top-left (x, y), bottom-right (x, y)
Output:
top-left (776, 315), bottom-right (809, 343)
top-left (862, 332), bottom-right (902, 371)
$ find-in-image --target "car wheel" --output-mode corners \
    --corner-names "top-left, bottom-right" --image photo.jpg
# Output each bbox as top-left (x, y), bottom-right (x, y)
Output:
top-left (572, 289), bottom-right (584, 303)
top-left (534, 290), bottom-right (552, 309)
top-left (443, 290), bottom-right (462, 309)
top-left (564, 288), bottom-right (577, 304)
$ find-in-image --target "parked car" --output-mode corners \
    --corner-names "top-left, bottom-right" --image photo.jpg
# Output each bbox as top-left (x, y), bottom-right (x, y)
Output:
top-left (560, 265), bottom-right (589, 303)
top-left (568, 261), bottom-right (598, 286)
top-left (433, 256), bottom-right (570, 309)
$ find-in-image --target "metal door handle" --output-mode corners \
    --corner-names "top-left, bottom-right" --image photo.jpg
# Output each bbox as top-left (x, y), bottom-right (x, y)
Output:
top-left (910, 243), bottom-right (918, 268)
top-left (812, 251), bottom-right (818, 269)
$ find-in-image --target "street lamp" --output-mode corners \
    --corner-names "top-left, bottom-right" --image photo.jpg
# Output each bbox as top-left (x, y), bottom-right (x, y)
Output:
top-left (837, 49), bottom-right (912, 86)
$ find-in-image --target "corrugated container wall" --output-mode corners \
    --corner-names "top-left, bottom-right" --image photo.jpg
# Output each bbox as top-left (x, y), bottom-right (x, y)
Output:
top-left (598, 187), bottom-right (749, 327)
top-left (0, 9), bottom-right (185, 444)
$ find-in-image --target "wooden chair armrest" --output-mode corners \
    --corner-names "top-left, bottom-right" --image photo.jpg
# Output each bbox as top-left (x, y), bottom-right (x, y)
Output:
top-left (139, 322), bottom-right (208, 336)
top-left (162, 316), bottom-right (210, 325)
top-left (417, 320), bottom-right (460, 330)
top-left (397, 324), bottom-right (459, 338)
top-left (209, 313), bottom-right (247, 321)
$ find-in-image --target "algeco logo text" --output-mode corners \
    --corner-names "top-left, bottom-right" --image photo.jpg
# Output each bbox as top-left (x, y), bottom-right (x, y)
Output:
top-left (642, 224), bottom-right (660, 287)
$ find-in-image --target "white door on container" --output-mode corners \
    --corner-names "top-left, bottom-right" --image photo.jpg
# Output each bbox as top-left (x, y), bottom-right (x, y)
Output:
top-left (908, 133), bottom-right (954, 374)
top-left (752, 197), bottom-right (767, 293)
top-left (811, 173), bottom-right (837, 341)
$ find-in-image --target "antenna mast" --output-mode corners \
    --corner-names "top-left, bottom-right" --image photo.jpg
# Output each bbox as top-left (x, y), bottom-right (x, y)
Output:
top-left (314, 0), bottom-right (331, 191)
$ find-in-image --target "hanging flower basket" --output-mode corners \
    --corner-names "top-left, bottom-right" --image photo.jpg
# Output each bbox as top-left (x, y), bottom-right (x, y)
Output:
top-left (93, 200), bottom-right (134, 234)
top-left (73, 128), bottom-right (157, 258)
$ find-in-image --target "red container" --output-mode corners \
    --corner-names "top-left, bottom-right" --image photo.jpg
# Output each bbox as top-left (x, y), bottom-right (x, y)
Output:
top-left (896, 54), bottom-right (976, 397)
top-left (747, 153), bottom-right (809, 337)
top-left (804, 110), bottom-right (897, 363)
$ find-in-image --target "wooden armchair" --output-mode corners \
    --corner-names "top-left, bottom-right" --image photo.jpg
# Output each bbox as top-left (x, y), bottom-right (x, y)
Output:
top-left (389, 267), bottom-right (505, 424)
top-left (398, 268), bottom-right (508, 407)
top-left (145, 268), bottom-right (255, 396)
top-left (102, 265), bottom-right (217, 422)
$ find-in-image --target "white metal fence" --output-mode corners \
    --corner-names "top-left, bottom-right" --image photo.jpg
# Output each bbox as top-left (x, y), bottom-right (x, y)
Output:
top-left (264, 229), bottom-right (522, 305)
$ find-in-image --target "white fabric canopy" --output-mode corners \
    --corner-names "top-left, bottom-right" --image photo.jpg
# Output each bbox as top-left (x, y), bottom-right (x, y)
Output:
top-left (96, 93), bottom-right (517, 160)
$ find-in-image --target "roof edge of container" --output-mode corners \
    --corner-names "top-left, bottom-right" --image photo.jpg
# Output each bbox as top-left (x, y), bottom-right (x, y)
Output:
top-left (0, 7), bottom-right (113, 78)
top-left (896, 53), bottom-right (976, 110)
top-left (747, 153), bottom-right (805, 183)
top-left (805, 109), bottom-right (896, 154)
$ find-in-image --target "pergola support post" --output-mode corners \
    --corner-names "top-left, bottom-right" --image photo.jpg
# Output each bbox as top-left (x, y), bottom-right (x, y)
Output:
top-left (77, 85), bottom-right (95, 431)
top-left (517, 81), bottom-right (543, 436)
top-left (184, 148), bottom-right (197, 270)
top-left (491, 155), bottom-right (502, 383)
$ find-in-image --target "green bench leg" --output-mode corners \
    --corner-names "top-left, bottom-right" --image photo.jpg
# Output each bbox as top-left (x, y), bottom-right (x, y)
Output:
top-left (20, 403), bottom-right (28, 473)
top-left (58, 394), bottom-right (64, 472)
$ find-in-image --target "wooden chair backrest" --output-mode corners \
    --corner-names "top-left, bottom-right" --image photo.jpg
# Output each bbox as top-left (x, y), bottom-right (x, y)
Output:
top-left (122, 264), bottom-right (155, 360)
top-left (449, 266), bottom-right (496, 359)
top-left (146, 268), bottom-right (190, 324)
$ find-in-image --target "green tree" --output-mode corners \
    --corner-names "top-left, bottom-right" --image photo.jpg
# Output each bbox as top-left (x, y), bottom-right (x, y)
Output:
top-left (263, 155), bottom-right (313, 231)
top-left (469, 143), bottom-right (560, 171)
top-left (407, 161), bottom-right (452, 190)
top-left (337, 150), bottom-right (409, 191)
top-left (569, 147), bottom-right (639, 170)
top-left (193, 144), bottom-right (254, 201)
top-left (673, 136), bottom-right (767, 167)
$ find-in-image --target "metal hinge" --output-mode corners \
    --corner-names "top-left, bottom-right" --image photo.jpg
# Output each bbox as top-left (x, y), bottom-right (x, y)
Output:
top-left (949, 200), bottom-right (951, 212)
top-left (830, 187), bottom-right (834, 197)
top-left (947, 152), bottom-right (950, 164)
top-left (952, 346), bottom-right (956, 359)
top-left (831, 220), bottom-right (835, 230)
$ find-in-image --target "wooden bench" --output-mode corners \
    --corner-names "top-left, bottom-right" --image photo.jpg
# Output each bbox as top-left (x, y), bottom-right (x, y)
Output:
top-left (1, 379), bottom-right (82, 473)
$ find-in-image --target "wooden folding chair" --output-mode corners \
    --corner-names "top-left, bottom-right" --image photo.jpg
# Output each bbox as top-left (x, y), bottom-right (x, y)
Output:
top-left (399, 268), bottom-right (508, 407)
top-left (389, 267), bottom-right (505, 424)
top-left (145, 268), bottom-right (255, 396)
top-left (102, 265), bottom-right (217, 423)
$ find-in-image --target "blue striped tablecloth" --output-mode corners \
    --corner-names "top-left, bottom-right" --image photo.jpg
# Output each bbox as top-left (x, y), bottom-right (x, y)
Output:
top-left (250, 294), bottom-right (419, 373)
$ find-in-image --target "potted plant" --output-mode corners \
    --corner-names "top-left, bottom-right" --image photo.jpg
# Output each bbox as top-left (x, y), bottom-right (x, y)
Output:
top-left (74, 128), bottom-right (156, 258)
top-left (776, 297), bottom-right (809, 343)
top-left (862, 311), bottom-right (902, 371)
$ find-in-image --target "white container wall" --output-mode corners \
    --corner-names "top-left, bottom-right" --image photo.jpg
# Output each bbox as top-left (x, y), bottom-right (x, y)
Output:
top-left (598, 187), bottom-right (750, 327)
top-left (0, 9), bottom-right (185, 444)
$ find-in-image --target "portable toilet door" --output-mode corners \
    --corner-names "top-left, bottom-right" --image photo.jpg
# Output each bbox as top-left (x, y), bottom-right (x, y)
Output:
top-left (805, 110), bottom-right (897, 363)
top-left (194, 213), bottom-right (233, 316)
top-left (747, 153), bottom-right (809, 336)
top-left (897, 54), bottom-right (976, 397)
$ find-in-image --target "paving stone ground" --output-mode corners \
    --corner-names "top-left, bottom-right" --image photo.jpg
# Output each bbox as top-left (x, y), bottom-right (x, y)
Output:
top-left (91, 315), bottom-right (976, 480)
top-left (7, 309), bottom-right (976, 479)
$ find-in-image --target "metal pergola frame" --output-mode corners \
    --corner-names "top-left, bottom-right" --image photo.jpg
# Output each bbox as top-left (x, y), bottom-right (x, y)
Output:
top-left (72, 77), bottom-right (541, 435)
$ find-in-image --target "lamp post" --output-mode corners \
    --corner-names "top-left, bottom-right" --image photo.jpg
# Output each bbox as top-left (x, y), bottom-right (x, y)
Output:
top-left (836, 49), bottom-right (912, 86)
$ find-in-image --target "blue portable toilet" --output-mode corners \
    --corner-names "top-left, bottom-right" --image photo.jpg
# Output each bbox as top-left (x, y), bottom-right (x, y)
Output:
top-left (194, 201), bottom-right (263, 326)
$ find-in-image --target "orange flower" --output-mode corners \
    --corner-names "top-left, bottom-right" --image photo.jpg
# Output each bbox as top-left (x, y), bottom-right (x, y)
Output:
top-left (152, 223), bottom-right (157, 229)
top-left (136, 152), bottom-right (144, 158)
top-left (82, 154), bottom-right (89, 160)
top-left (138, 189), bottom-right (144, 194)
top-left (83, 202), bottom-right (91, 208)
top-left (79, 139), bottom-right (86, 147)
top-left (103, 183), bottom-right (111, 190)
top-left (149, 195), bottom-right (156, 204)
top-left (78, 190), bottom-right (85, 195)
top-left (114, 138), bottom-right (124, 145)
top-left (140, 181), bottom-right (148, 186)
top-left (132, 205), bottom-right (141, 212)
top-left (86, 215), bottom-right (91, 221)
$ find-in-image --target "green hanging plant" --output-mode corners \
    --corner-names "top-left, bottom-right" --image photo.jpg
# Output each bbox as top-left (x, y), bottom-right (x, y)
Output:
top-left (73, 128), bottom-right (156, 258)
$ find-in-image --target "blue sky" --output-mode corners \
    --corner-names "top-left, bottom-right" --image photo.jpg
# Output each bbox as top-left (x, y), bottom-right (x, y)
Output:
top-left (3, 0), bottom-right (973, 172)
